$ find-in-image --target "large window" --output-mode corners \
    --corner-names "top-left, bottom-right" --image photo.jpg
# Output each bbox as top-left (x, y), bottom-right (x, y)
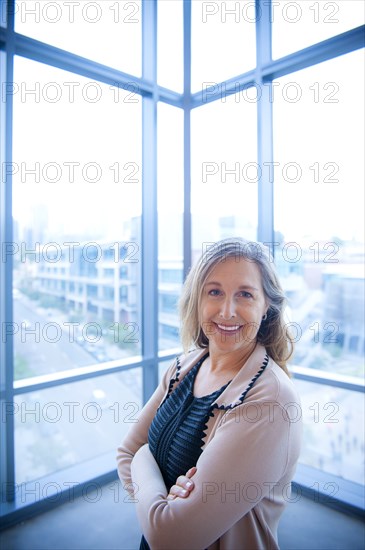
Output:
top-left (273, 49), bottom-right (364, 380)
top-left (157, 102), bottom-right (184, 351)
top-left (1, 0), bottom-right (364, 526)
top-left (191, 90), bottom-right (258, 257)
top-left (12, 56), bottom-right (142, 381)
top-left (14, 0), bottom-right (142, 74)
top-left (191, 0), bottom-right (256, 92)
top-left (15, 369), bottom-right (142, 485)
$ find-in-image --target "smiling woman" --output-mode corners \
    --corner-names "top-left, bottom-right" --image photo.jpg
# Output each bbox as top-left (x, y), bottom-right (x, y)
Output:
top-left (117, 237), bottom-right (302, 550)
top-left (190, 257), bottom-right (269, 397)
top-left (180, 238), bottom-right (294, 375)
top-left (201, 259), bottom-right (266, 347)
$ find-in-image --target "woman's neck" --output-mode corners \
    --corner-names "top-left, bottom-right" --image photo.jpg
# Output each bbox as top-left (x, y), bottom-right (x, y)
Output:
top-left (207, 341), bottom-right (258, 375)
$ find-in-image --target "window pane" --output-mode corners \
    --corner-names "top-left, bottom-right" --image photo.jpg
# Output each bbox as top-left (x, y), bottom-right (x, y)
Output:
top-left (191, 92), bottom-right (257, 259)
top-left (14, 368), bottom-right (142, 484)
top-left (293, 379), bottom-right (364, 485)
top-left (0, 0), bottom-right (6, 27)
top-left (14, 0), bottom-right (141, 76)
top-left (157, 103), bottom-right (184, 351)
top-left (12, 57), bottom-right (142, 380)
top-left (191, 0), bottom-right (256, 93)
top-left (158, 358), bottom-right (177, 383)
top-left (158, 0), bottom-right (183, 92)
top-left (272, 0), bottom-right (364, 60)
top-left (273, 50), bottom-right (364, 378)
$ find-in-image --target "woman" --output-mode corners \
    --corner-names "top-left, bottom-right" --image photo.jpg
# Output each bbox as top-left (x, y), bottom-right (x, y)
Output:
top-left (117, 238), bottom-right (302, 550)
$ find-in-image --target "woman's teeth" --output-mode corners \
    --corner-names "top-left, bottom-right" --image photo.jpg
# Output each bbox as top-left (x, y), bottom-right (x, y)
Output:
top-left (217, 324), bottom-right (241, 331)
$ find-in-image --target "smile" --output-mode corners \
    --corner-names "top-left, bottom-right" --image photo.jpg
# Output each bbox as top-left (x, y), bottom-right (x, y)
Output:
top-left (215, 323), bottom-right (243, 333)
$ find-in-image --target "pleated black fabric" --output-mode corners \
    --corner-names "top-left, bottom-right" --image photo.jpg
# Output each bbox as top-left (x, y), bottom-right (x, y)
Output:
top-left (140, 353), bottom-right (230, 550)
top-left (148, 352), bottom-right (230, 490)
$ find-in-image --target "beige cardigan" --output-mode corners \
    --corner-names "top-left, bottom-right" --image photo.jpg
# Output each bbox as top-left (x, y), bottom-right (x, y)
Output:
top-left (117, 344), bottom-right (302, 550)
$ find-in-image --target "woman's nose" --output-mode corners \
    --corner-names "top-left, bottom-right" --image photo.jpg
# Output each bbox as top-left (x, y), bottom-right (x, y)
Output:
top-left (219, 296), bottom-right (236, 319)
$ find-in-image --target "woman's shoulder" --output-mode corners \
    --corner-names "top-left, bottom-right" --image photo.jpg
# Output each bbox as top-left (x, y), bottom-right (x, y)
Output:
top-left (229, 356), bottom-right (302, 434)
top-left (257, 356), bottom-right (301, 411)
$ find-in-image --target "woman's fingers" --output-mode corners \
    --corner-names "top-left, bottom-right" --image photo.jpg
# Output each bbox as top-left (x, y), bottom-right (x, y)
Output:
top-left (184, 467), bottom-right (197, 489)
top-left (166, 468), bottom-right (197, 500)
top-left (167, 483), bottom-right (189, 499)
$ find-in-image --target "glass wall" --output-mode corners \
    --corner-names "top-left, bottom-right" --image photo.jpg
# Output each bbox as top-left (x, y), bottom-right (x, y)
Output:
top-left (273, 49), bottom-right (364, 378)
top-left (15, 369), bottom-right (142, 485)
top-left (14, 0), bottom-right (142, 74)
top-left (1, 0), bottom-right (364, 523)
top-left (292, 379), bottom-right (364, 485)
top-left (272, 0), bottom-right (364, 59)
top-left (12, 57), bottom-right (142, 380)
top-left (157, 102), bottom-right (184, 351)
top-left (191, 0), bottom-right (256, 92)
top-left (157, 0), bottom-right (183, 92)
top-left (191, 91), bottom-right (258, 260)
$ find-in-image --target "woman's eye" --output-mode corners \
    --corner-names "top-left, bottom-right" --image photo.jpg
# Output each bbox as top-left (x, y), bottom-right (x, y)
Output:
top-left (239, 291), bottom-right (252, 298)
top-left (208, 289), bottom-right (221, 296)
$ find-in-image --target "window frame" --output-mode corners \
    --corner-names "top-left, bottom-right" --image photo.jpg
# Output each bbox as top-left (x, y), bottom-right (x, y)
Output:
top-left (0, 0), bottom-right (364, 528)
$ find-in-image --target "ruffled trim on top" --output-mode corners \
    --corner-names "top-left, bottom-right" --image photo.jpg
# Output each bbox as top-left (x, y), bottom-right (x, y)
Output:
top-left (161, 352), bottom-right (269, 417)
top-left (166, 356), bottom-right (182, 396)
top-left (210, 353), bottom-right (269, 413)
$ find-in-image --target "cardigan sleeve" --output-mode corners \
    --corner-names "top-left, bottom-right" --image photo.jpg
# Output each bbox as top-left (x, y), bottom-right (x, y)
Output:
top-left (130, 396), bottom-right (302, 550)
top-left (116, 358), bottom-right (179, 497)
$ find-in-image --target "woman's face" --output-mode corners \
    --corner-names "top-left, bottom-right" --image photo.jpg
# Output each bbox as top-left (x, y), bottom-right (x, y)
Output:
top-left (200, 257), bottom-right (268, 354)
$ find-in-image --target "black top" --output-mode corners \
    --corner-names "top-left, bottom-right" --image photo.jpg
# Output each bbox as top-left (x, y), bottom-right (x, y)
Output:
top-left (140, 352), bottom-right (231, 550)
top-left (148, 352), bottom-right (231, 490)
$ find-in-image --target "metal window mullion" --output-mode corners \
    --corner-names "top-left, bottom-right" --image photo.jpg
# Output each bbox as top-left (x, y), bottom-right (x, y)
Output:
top-left (0, 27), bottom-right (185, 107)
top-left (183, 0), bottom-right (192, 279)
top-left (256, 0), bottom-right (274, 245)
top-left (263, 25), bottom-right (365, 81)
top-left (190, 70), bottom-right (256, 109)
top-left (9, 350), bottom-right (181, 398)
top-left (141, 0), bottom-right (158, 403)
top-left (13, 33), bottom-right (153, 94)
top-left (189, 27), bottom-right (364, 111)
top-left (10, 359), bottom-right (146, 396)
top-left (8, 354), bottom-right (363, 397)
top-left (0, 0), bottom-right (15, 504)
top-left (291, 368), bottom-right (365, 393)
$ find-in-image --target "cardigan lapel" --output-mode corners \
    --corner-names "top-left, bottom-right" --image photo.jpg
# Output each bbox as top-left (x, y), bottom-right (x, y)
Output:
top-left (168, 344), bottom-right (269, 409)
top-left (210, 344), bottom-right (269, 409)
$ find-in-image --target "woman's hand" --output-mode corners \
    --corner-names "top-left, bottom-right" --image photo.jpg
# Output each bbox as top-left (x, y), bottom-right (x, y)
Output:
top-left (166, 467), bottom-right (197, 500)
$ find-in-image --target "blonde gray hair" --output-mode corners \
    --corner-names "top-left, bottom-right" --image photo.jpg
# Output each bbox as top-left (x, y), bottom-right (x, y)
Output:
top-left (179, 237), bottom-right (293, 375)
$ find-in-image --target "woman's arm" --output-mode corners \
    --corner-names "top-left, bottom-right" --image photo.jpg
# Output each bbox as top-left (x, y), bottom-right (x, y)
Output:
top-left (131, 398), bottom-right (301, 550)
top-left (116, 358), bottom-right (178, 497)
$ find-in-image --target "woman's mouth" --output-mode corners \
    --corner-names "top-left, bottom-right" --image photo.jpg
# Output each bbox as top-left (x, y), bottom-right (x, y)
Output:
top-left (214, 323), bottom-right (243, 335)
